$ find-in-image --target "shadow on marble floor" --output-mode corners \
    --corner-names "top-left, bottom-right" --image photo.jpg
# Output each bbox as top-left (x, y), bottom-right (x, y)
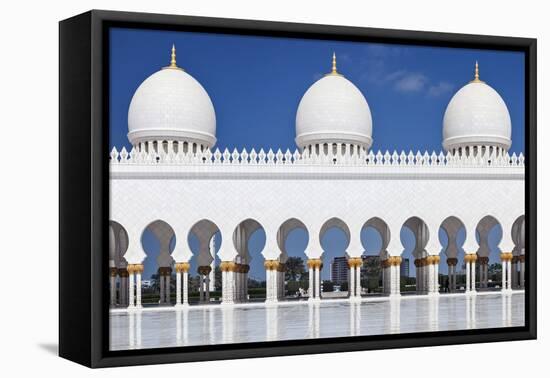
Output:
top-left (38, 343), bottom-right (58, 355)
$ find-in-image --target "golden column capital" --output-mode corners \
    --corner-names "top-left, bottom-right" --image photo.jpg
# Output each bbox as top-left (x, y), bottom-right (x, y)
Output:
top-left (118, 268), bottom-right (129, 277)
top-left (426, 255), bottom-right (440, 265)
top-left (386, 256), bottom-right (402, 266)
top-left (500, 252), bottom-right (513, 262)
top-left (447, 258), bottom-right (458, 266)
top-left (464, 254), bottom-right (478, 263)
top-left (197, 265), bottom-right (212, 275)
top-left (347, 257), bottom-right (363, 268)
top-left (127, 264), bottom-right (144, 274)
top-left (110, 267), bottom-right (118, 277)
top-left (478, 256), bottom-right (489, 265)
top-left (220, 261), bottom-right (236, 272)
top-left (264, 259), bottom-right (280, 271)
top-left (307, 258), bottom-right (322, 269)
top-left (175, 262), bottom-right (190, 273)
top-left (518, 255), bottom-right (526, 263)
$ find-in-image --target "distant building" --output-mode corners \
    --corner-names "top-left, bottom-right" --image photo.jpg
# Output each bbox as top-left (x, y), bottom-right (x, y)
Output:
top-left (141, 280), bottom-right (153, 289)
top-left (330, 256), bottom-right (349, 284)
top-left (400, 258), bottom-right (410, 277)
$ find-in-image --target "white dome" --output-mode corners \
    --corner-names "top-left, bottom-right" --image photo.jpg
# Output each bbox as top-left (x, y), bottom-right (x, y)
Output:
top-left (128, 49), bottom-right (216, 147)
top-left (295, 58), bottom-right (372, 149)
top-left (443, 71), bottom-right (511, 152)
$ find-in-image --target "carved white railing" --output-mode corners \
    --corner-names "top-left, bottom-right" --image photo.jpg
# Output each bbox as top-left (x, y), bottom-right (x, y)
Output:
top-left (109, 146), bottom-right (525, 168)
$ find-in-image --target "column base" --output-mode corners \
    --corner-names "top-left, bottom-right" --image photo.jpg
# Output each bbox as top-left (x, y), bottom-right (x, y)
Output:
top-left (389, 293), bottom-right (401, 299)
top-left (465, 290), bottom-right (477, 296)
top-left (220, 300), bottom-right (235, 306)
top-left (427, 291), bottom-right (440, 297)
top-left (501, 288), bottom-right (513, 295)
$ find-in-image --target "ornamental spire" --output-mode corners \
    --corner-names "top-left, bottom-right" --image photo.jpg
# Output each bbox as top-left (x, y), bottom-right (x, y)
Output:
top-left (326, 52), bottom-right (342, 76)
top-left (164, 44), bottom-right (183, 70)
top-left (170, 44), bottom-right (177, 68)
top-left (470, 61), bottom-right (483, 83)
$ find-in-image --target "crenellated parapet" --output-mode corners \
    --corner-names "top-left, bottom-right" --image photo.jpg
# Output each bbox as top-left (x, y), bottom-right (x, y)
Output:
top-left (109, 145), bottom-right (525, 169)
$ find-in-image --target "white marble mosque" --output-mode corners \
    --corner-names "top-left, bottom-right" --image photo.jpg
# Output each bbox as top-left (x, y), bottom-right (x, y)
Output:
top-left (109, 46), bottom-right (525, 349)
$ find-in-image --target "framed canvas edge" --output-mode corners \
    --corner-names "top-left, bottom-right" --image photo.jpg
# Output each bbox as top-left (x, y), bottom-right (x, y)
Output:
top-left (58, 9), bottom-right (537, 368)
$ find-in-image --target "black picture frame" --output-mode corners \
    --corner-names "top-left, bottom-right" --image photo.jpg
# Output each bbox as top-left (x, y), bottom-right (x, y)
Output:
top-left (59, 9), bottom-right (537, 368)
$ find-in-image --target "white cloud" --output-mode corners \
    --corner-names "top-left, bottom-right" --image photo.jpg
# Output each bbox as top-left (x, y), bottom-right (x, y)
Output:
top-left (393, 72), bottom-right (428, 93)
top-left (428, 81), bottom-right (454, 97)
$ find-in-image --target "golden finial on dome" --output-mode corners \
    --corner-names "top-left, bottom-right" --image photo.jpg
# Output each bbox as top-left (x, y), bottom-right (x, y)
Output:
top-left (326, 52), bottom-right (342, 77)
top-left (164, 44), bottom-right (183, 70)
top-left (470, 61), bottom-right (484, 83)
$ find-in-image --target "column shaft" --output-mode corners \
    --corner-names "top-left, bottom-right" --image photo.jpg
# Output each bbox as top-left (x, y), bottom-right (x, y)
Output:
top-left (349, 266), bottom-right (355, 298)
top-left (160, 274), bottom-right (166, 303)
top-left (520, 261), bottom-right (525, 289)
top-left (471, 261), bottom-right (476, 292)
top-left (176, 271), bottom-right (182, 305)
top-left (309, 268), bottom-right (314, 298)
top-left (110, 275), bottom-right (117, 306)
top-left (465, 261), bottom-right (471, 292)
top-left (128, 272), bottom-right (135, 308)
top-left (355, 264), bottom-right (361, 297)
top-left (183, 271), bottom-right (189, 304)
top-left (136, 272), bottom-right (142, 307)
top-left (165, 274), bottom-right (171, 304)
top-left (507, 260), bottom-right (512, 290)
top-left (315, 267), bottom-right (321, 299)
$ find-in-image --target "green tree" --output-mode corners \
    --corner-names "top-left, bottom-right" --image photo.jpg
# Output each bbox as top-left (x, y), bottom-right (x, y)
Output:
top-left (285, 256), bottom-right (306, 282)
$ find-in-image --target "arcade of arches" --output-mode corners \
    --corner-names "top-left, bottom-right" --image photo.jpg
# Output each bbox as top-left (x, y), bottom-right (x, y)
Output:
top-left (109, 214), bottom-right (526, 309)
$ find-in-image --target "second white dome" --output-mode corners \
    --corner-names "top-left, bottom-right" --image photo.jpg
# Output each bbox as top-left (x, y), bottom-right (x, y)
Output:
top-left (443, 64), bottom-right (511, 152)
top-left (128, 46), bottom-right (217, 148)
top-left (295, 56), bottom-right (373, 149)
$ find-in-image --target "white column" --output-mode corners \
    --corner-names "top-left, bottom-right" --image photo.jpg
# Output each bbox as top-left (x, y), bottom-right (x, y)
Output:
top-left (221, 263), bottom-right (235, 305)
top-left (160, 273), bottom-right (166, 304)
top-left (471, 260), bottom-right (476, 292)
top-left (382, 265), bottom-right (386, 293)
top-left (308, 266), bottom-right (314, 299)
top-left (520, 258), bottom-right (525, 289)
top-left (265, 261), bottom-right (277, 303)
top-left (389, 265), bottom-right (394, 295)
top-left (110, 270), bottom-right (117, 306)
top-left (176, 270), bottom-right (182, 306)
top-left (434, 262), bottom-right (439, 293)
top-left (234, 269), bottom-right (239, 302)
top-left (198, 274), bottom-right (204, 302)
top-left (395, 264), bottom-right (401, 296)
top-left (183, 271), bottom-right (189, 305)
top-left (136, 270), bottom-right (142, 308)
top-left (165, 274), bottom-right (171, 304)
top-left (503, 260), bottom-right (509, 290)
top-left (466, 261), bottom-right (472, 293)
top-left (507, 259), bottom-right (512, 290)
top-left (426, 260), bottom-right (433, 294)
top-left (355, 263), bottom-right (361, 298)
top-left (128, 270), bottom-right (135, 308)
top-left (121, 274), bottom-right (127, 305)
top-left (315, 266), bottom-right (321, 300)
top-left (349, 265), bottom-right (355, 298)
top-left (481, 263), bottom-right (485, 288)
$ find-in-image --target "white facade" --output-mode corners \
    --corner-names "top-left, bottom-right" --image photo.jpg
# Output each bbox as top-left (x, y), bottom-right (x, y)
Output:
top-left (109, 49), bottom-right (525, 309)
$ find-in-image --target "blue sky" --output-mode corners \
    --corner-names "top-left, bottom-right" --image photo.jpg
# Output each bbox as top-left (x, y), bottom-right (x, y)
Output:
top-left (111, 28), bottom-right (524, 281)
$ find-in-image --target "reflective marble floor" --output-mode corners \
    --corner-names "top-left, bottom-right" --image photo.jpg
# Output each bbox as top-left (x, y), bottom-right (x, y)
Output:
top-left (109, 292), bottom-right (524, 351)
